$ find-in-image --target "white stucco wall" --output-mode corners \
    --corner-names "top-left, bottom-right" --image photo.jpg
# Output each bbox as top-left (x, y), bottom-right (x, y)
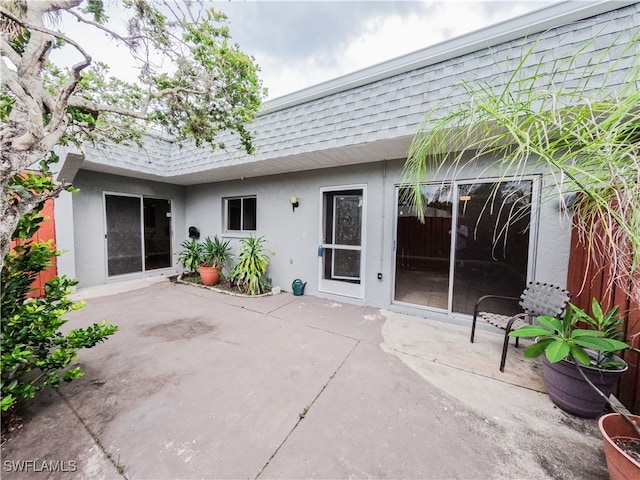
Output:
top-left (68, 152), bottom-right (572, 323)
top-left (54, 190), bottom-right (76, 280)
top-left (72, 170), bottom-right (186, 287)
top-left (184, 162), bottom-right (391, 305)
top-left (182, 157), bottom-right (573, 315)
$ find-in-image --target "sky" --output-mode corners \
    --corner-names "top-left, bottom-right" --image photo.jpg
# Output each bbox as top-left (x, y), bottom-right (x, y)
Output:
top-left (53, 0), bottom-right (558, 100)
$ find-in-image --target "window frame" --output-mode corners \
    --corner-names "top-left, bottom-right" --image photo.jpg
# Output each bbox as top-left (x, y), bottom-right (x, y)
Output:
top-left (224, 195), bottom-right (257, 234)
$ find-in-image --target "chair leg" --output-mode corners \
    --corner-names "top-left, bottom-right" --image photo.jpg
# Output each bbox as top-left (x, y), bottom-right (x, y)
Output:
top-left (500, 329), bottom-right (511, 372)
top-left (500, 315), bottom-right (522, 372)
top-left (470, 314), bottom-right (477, 343)
top-left (471, 304), bottom-right (482, 343)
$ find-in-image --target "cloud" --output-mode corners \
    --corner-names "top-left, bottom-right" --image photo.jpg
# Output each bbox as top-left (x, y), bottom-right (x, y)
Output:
top-left (217, 1), bottom-right (432, 65)
top-left (50, 1), bottom-right (557, 99)
top-left (216, 0), bottom-right (554, 98)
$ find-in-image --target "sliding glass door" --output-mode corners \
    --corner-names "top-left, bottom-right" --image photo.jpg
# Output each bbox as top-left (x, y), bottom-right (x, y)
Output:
top-left (105, 194), bottom-right (172, 277)
top-left (394, 179), bottom-right (535, 315)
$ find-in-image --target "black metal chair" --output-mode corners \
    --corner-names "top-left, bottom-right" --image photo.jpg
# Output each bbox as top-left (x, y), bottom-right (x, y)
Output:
top-left (470, 282), bottom-right (571, 372)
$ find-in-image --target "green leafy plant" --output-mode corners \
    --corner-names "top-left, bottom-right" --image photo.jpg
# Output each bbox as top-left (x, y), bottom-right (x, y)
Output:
top-left (510, 297), bottom-right (640, 436)
top-left (200, 236), bottom-right (232, 271)
top-left (177, 239), bottom-right (203, 273)
top-left (509, 298), bottom-right (632, 369)
top-left (1, 208), bottom-right (118, 412)
top-left (230, 235), bottom-right (272, 295)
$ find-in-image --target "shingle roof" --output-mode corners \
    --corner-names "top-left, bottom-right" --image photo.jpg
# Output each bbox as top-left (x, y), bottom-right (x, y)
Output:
top-left (78, 1), bottom-right (639, 186)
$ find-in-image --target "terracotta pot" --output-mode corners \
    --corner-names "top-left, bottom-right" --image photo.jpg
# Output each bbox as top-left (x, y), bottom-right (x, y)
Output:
top-left (598, 413), bottom-right (640, 480)
top-left (199, 265), bottom-right (220, 286)
top-left (541, 355), bottom-right (627, 418)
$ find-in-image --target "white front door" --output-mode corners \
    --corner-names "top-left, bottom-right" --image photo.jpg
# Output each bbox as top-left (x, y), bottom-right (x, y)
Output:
top-left (318, 186), bottom-right (366, 298)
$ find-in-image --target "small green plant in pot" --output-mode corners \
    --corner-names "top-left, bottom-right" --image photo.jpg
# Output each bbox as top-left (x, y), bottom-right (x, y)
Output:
top-left (510, 299), bottom-right (634, 418)
top-left (230, 235), bottom-right (272, 295)
top-left (177, 239), bottom-right (203, 275)
top-left (199, 236), bottom-right (233, 286)
top-left (201, 236), bottom-right (233, 272)
top-left (511, 299), bottom-right (629, 366)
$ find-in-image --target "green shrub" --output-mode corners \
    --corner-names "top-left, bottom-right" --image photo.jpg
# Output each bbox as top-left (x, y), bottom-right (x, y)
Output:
top-left (177, 239), bottom-right (203, 273)
top-left (1, 209), bottom-right (118, 412)
top-left (230, 235), bottom-right (272, 295)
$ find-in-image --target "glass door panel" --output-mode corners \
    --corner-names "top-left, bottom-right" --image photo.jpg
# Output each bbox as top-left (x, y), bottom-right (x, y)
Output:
top-left (394, 185), bottom-right (452, 308)
top-left (452, 181), bottom-right (532, 315)
top-left (105, 194), bottom-right (142, 276)
top-left (333, 248), bottom-right (361, 279)
top-left (143, 198), bottom-right (172, 270)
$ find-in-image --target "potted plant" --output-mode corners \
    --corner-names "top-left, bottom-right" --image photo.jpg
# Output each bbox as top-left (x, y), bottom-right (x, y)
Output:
top-left (510, 299), bottom-right (631, 417)
top-left (599, 412), bottom-right (640, 480)
top-left (199, 236), bottom-right (232, 286)
top-left (510, 299), bottom-right (640, 479)
top-left (177, 239), bottom-right (203, 278)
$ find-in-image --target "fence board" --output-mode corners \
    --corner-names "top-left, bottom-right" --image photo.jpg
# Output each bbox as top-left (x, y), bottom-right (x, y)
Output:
top-left (9, 199), bottom-right (57, 298)
top-left (567, 225), bottom-right (640, 414)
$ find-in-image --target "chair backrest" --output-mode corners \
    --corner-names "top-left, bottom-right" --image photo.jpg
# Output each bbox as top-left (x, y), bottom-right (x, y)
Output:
top-left (520, 282), bottom-right (571, 317)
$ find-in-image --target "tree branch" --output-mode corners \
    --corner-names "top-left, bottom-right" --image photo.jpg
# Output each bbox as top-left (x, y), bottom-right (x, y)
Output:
top-left (9, 181), bottom-right (71, 219)
top-left (0, 6), bottom-right (92, 68)
top-left (68, 85), bottom-right (206, 120)
top-left (42, 1), bottom-right (83, 12)
top-left (67, 96), bottom-right (145, 119)
top-left (0, 60), bottom-right (47, 154)
top-left (0, 8), bottom-right (92, 152)
top-left (0, 36), bottom-right (21, 66)
top-left (64, 9), bottom-right (143, 49)
top-left (148, 86), bottom-right (206, 100)
top-left (572, 360), bottom-right (640, 436)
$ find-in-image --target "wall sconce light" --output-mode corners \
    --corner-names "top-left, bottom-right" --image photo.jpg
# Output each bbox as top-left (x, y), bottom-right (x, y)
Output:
top-left (290, 195), bottom-right (299, 212)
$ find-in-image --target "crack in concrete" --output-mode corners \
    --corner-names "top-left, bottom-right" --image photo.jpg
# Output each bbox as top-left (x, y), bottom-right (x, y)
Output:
top-left (55, 389), bottom-right (127, 479)
top-left (254, 339), bottom-right (361, 479)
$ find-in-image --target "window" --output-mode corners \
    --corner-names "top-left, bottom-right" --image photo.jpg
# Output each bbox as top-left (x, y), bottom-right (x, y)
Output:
top-left (225, 196), bottom-right (257, 232)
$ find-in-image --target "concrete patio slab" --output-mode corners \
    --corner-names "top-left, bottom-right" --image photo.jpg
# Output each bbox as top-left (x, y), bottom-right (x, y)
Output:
top-left (269, 294), bottom-right (387, 342)
top-left (1, 279), bottom-right (608, 479)
top-left (259, 340), bottom-right (500, 479)
top-left (380, 309), bottom-right (545, 392)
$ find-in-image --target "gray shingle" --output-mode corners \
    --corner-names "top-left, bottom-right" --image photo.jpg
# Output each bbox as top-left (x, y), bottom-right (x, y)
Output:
top-left (83, 3), bottom-right (638, 180)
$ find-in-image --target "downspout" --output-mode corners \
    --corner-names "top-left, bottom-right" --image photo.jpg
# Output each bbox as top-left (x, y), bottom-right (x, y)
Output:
top-left (379, 160), bottom-right (386, 277)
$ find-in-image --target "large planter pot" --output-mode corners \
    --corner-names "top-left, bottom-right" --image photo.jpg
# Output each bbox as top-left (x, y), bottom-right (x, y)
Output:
top-left (598, 413), bottom-right (640, 480)
top-left (541, 355), bottom-right (627, 418)
top-left (199, 265), bottom-right (220, 286)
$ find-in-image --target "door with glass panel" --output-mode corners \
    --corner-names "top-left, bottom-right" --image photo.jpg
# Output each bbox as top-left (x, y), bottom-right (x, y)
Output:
top-left (105, 194), bottom-right (172, 277)
top-left (394, 179), bottom-right (534, 315)
top-left (319, 187), bottom-right (365, 298)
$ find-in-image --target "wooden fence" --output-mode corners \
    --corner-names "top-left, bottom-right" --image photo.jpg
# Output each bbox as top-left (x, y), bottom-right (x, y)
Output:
top-left (396, 216), bottom-right (452, 269)
top-left (567, 225), bottom-right (640, 414)
top-left (9, 199), bottom-right (57, 297)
